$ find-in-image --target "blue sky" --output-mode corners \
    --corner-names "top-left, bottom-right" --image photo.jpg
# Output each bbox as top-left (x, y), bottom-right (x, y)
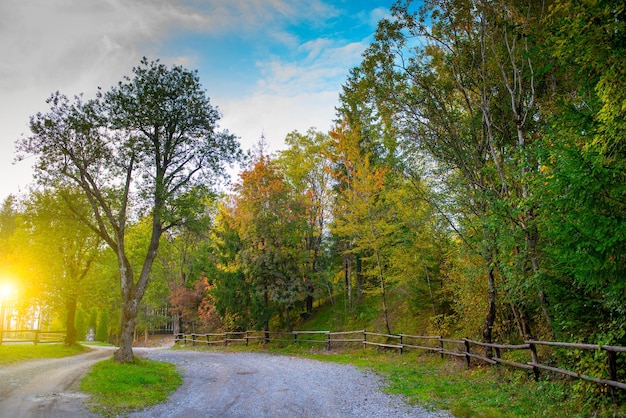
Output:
top-left (0, 0), bottom-right (395, 200)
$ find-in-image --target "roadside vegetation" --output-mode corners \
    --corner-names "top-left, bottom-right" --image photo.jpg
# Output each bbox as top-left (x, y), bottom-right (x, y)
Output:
top-left (270, 348), bottom-right (572, 418)
top-left (298, 294), bottom-right (625, 417)
top-left (294, 349), bottom-right (615, 418)
top-left (177, 292), bottom-right (626, 418)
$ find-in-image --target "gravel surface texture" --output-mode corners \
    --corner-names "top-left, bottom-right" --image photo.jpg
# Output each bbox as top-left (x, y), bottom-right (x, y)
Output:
top-left (0, 346), bottom-right (451, 418)
top-left (131, 349), bottom-right (451, 418)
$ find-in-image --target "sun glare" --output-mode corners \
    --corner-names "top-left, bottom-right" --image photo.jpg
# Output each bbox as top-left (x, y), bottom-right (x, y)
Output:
top-left (0, 281), bottom-right (17, 301)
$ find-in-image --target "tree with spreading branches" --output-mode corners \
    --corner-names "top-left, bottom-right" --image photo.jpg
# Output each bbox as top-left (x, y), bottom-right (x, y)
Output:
top-left (18, 58), bottom-right (241, 362)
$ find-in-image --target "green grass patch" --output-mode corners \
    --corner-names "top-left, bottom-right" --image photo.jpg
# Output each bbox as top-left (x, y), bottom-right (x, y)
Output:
top-left (299, 348), bottom-right (623, 418)
top-left (0, 343), bottom-right (86, 365)
top-left (80, 357), bottom-right (182, 417)
top-left (368, 352), bottom-right (568, 417)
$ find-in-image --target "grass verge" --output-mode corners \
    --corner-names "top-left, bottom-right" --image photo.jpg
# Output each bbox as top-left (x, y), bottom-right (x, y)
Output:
top-left (80, 357), bottom-right (182, 417)
top-left (303, 347), bottom-right (624, 417)
top-left (0, 343), bottom-right (86, 365)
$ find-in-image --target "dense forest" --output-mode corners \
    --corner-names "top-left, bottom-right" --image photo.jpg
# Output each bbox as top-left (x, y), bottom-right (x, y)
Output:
top-left (0, 0), bottom-right (624, 373)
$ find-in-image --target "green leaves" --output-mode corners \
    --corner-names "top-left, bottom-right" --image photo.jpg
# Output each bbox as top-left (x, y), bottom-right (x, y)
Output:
top-left (19, 58), bottom-right (242, 361)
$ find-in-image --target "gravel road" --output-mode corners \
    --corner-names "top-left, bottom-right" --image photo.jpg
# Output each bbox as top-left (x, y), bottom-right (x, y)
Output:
top-left (131, 349), bottom-right (449, 418)
top-left (0, 346), bottom-right (450, 418)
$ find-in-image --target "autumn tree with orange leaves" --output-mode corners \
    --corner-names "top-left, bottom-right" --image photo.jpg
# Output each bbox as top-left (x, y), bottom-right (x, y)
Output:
top-left (233, 147), bottom-right (310, 332)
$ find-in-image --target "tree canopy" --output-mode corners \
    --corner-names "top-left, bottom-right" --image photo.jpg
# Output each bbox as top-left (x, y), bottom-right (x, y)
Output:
top-left (18, 58), bottom-right (242, 361)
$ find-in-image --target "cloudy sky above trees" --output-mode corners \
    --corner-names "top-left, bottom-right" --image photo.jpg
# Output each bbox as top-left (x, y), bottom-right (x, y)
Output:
top-left (0, 0), bottom-right (393, 200)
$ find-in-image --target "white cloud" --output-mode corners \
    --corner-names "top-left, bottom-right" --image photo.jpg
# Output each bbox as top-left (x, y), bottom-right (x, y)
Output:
top-left (255, 39), bottom-right (369, 96)
top-left (0, 0), bottom-right (208, 94)
top-left (0, 0), bottom-right (381, 199)
top-left (369, 7), bottom-right (392, 27)
top-left (301, 38), bottom-right (335, 61)
top-left (218, 90), bottom-right (339, 154)
top-left (219, 36), bottom-right (370, 154)
top-left (0, 0), bottom-right (210, 199)
top-left (202, 0), bottom-right (337, 26)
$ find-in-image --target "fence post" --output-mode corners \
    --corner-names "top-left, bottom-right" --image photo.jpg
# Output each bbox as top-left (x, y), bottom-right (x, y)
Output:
top-left (528, 341), bottom-right (540, 381)
top-left (399, 335), bottom-right (404, 355)
top-left (439, 337), bottom-right (444, 359)
top-left (294, 332), bottom-right (297, 344)
top-left (246, 331), bottom-right (249, 346)
top-left (463, 338), bottom-right (471, 368)
top-left (363, 329), bottom-right (367, 350)
top-left (607, 350), bottom-right (618, 404)
top-left (326, 332), bottom-right (331, 351)
top-left (192, 334), bottom-right (196, 346)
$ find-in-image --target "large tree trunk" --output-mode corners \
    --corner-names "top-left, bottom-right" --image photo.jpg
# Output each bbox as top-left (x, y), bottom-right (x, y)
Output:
top-left (344, 255), bottom-right (352, 310)
top-left (115, 297), bottom-right (139, 363)
top-left (114, 234), bottom-right (159, 363)
top-left (305, 283), bottom-right (314, 313)
top-left (375, 250), bottom-right (392, 336)
top-left (355, 255), bottom-right (363, 301)
top-left (172, 312), bottom-right (181, 336)
top-left (263, 290), bottom-right (270, 343)
top-left (285, 305), bottom-right (292, 332)
top-left (483, 264), bottom-right (497, 358)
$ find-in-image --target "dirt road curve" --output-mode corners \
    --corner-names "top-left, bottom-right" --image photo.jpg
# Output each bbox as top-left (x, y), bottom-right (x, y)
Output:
top-left (0, 346), bottom-right (114, 418)
top-left (0, 346), bottom-right (449, 418)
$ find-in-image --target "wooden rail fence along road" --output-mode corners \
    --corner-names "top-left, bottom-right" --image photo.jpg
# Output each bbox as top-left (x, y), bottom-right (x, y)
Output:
top-left (175, 330), bottom-right (626, 400)
top-left (0, 329), bottom-right (66, 345)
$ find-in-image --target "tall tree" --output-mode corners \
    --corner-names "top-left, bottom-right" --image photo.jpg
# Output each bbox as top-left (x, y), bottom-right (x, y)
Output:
top-left (277, 129), bottom-right (335, 314)
top-left (18, 58), bottom-right (241, 362)
top-left (207, 198), bottom-right (254, 331)
top-left (23, 189), bottom-right (103, 345)
top-left (131, 190), bottom-right (216, 336)
top-left (0, 197), bottom-right (17, 241)
top-left (234, 150), bottom-right (309, 332)
top-left (348, 0), bottom-right (555, 345)
top-left (536, 0), bottom-right (626, 339)
top-left (329, 125), bottom-right (397, 334)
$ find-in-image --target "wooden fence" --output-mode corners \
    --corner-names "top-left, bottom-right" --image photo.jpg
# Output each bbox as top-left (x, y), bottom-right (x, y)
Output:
top-left (0, 329), bottom-right (66, 345)
top-left (175, 330), bottom-right (626, 398)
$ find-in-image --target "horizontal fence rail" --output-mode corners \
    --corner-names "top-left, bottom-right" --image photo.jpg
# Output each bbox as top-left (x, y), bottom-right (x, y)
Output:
top-left (0, 329), bottom-right (66, 345)
top-left (175, 330), bottom-right (626, 396)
